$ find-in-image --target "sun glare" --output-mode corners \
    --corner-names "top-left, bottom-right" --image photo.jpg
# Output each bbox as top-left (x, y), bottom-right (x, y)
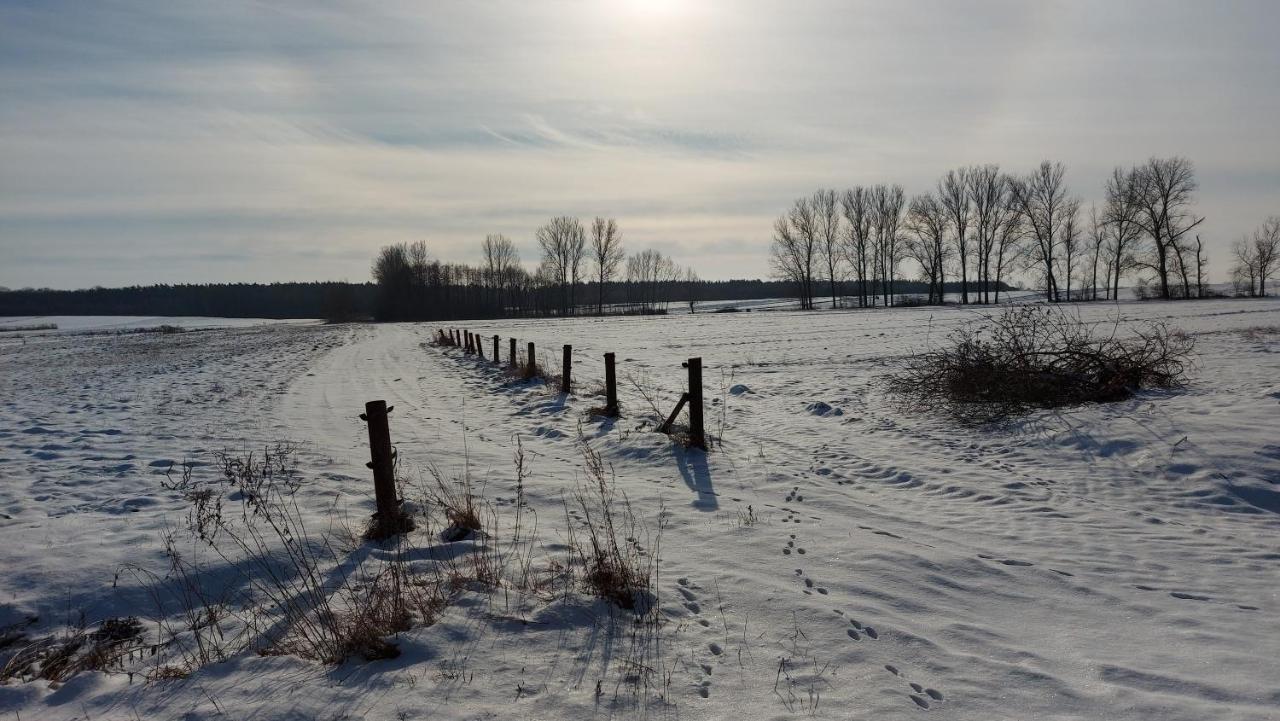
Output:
top-left (618, 0), bottom-right (686, 21)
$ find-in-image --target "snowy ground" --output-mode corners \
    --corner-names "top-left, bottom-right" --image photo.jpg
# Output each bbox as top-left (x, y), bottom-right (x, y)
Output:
top-left (1, 299), bottom-right (1278, 720)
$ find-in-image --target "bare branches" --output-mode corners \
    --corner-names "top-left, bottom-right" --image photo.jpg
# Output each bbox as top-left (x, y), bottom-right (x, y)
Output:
top-left (590, 217), bottom-right (624, 315)
top-left (889, 306), bottom-right (1195, 422)
top-left (770, 195), bottom-right (820, 309)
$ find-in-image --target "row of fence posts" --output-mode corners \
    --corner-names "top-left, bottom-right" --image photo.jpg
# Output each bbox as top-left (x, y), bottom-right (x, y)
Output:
top-left (359, 328), bottom-right (707, 539)
top-left (437, 326), bottom-right (703, 450)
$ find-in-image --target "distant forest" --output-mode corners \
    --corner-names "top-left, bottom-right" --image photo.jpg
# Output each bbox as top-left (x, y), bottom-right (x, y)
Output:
top-left (0, 277), bottom-right (1012, 321)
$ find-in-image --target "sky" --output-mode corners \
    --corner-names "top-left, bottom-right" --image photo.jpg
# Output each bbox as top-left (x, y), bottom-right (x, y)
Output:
top-left (1, 0), bottom-right (1278, 289)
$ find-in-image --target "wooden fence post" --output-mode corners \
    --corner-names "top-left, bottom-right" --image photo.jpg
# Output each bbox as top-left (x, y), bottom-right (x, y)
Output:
top-left (604, 352), bottom-right (618, 416)
top-left (361, 400), bottom-right (412, 538)
top-left (687, 357), bottom-right (706, 449)
top-left (526, 341), bottom-right (536, 379)
top-left (509, 338), bottom-right (517, 368)
top-left (493, 335), bottom-right (499, 363)
top-left (476, 332), bottom-right (485, 360)
top-left (561, 344), bottom-right (572, 393)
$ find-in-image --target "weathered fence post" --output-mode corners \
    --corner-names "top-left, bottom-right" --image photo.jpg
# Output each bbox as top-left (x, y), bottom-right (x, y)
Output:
top-left (526, 341), bottom-right (537, 379)
top-left (476, 332), bottom-right (485, 360)
top-left (604, 352), bottom-right (619, 416)
top-left (687, 357), bottom-right (706, 449)
top-left (509, 338), bottom-right (517, 369)
top-left (467, 331), bottom-right (475, 354)
top-left (561, 344), bottom-right (572, 393)
top-left (361, 400), bottom-right (412, 538)
top-left (493, 335), bottom-right (499, 363)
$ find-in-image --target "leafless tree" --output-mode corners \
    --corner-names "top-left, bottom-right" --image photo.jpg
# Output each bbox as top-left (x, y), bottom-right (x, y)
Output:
top-left (870, 184), bottom-right (906, 306)
top-left (991, 191), bottom-right (1025, 304)
top-left (482, 234), bottom-right (520, 311)
top-left (589, 217), bottom-right (624, 315)
top-left (625, 249), bottom-right (680, 313)
top-left (939, 168), bottom-right (972, 304)
top-left (683, 267), bottom-right (701, 313)
top-left (1194, 235), bottom-right (1208, 299)
top-left (967, 165), bottom-right (1014, 303)
top-left (813, 189), bottom-right (843, 309)
top-left (1058, 203), bottom-right (1083, 300)
top-left (904, 193), bottom-right (950, 304)
top-left (1009, 161), bottom-right (1075, 302)
top-left (536, 216), bottom-right (586, 315)
top-left (1232, 238), bottom-right (1259, 296)
top-left (1131, 157), bottom-right (1205, 300)
top-left (1234, 215), bottom-right (1280, 296)
top-left (1086, 206), bottom-right (1107, 300)
top-left (840, 187), bottom-right (874, 308)
top-left (770, 195), bottom-right (820, 309)
top-left (1103, 167), bottom-right (1144, 300)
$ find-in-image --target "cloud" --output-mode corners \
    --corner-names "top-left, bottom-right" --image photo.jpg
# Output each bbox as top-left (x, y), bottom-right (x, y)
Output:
top-left (1, 0), bottom-right (1278, 288)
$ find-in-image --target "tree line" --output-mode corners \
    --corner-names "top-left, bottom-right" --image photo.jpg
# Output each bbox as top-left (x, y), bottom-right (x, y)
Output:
top-left (0, 282), bottom-right (377, 320)
top-left (771, 156), bottom-right (1276, 306)
top-left (370, 216), bottom-right (703, 320)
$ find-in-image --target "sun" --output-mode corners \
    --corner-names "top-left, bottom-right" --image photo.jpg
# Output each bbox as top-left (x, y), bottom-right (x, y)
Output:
top-left (618, 0), bottom-right (687, 21)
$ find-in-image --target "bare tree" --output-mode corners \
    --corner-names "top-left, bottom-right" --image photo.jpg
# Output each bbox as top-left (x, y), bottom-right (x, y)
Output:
top-left (840, 187), bottom-right (874, 308)
top-left (813, 189), bottom-right (843, 309)
top-left (968, 165), bottom-right (1013, 303)
top-left (589, 217), bottom-right (624, 315)
top-left (1086, 206), bottom-right (1107, 300)
top-left (1193, 235), bottom-right (1208, 299)
top-left (770, 196), bottom-right (820, 309)
top-left (482, 234), bottom-right (519, 312)
top-left (1058, 202), bottom-right (1083, 301)
top-left (1132, 157), bottom-right (1205, 300)
top-left (992, 189), bottom-right (1025, 304)
top-left (683, 267), bottom-right (701, 313)
top-left (1103, 167), bottom-right (1144, 300)
top-left (1243, 216), bottom-right (1280, 296)
top-left (904, 193), bottom-right (950, 304)
top-left (536, 216), bottom-right (586, 316)
top-left (870, 184), bottom-right (906, 306)
top-left (939, 168), bottom-right (972, 304)
top-left (1009, 161), bottom-right (1075, 302)
top-left (1232, 238), bottom-right (1260, 296)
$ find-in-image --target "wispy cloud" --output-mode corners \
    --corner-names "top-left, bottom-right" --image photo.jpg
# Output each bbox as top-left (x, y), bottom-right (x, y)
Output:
top-left (2, 0), bottom-right (1278, 287)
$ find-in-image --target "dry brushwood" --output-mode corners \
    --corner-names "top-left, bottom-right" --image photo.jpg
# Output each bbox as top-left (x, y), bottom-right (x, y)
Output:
top-left (889, 306), bottom-right (1194, 421)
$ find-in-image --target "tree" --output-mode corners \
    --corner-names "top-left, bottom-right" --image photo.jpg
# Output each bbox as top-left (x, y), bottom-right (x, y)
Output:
top-left (536, 216), bottom-right (586, 316)
top-left (770, 196), bottom-right (820, 309)
top-left (1239, 216), bottom-right (1280, 296)
top-left (904, 193), bottom-right (950, 304)
top-left (1058, 203), bottom-right (1083, 301)
top-left (1194, 235), bottom-right (1208, 299)
top-left (590, 217), bottom-right (624, 315)
top-left (1132, 157), bottom-right (1204, 300)
top-left (840, 187), bottom-right (874, 308)
top-left (968, 165), bottom-right (1013, 304)
top-left (813, 189), bottom-right (843, 309)
top-left (991, 193), bottom-right (1025, 304)
top-left (1086, 205), bottom-right (1106, 300)
top-left (1103, 167), bottom-right (1144, 300)
top-left (1009, 161), bottom-right (1076, 302)
top-left (939, 168), bottom-right (972, 304)
top-left (482, 234), bottom-right (519, 313)
top-left (870, 184), bottom-right (906, 306)
top-left (683, 268), bottom-right (701, 313)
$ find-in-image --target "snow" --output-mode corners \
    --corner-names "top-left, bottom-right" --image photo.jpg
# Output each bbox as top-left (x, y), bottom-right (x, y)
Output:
top-left (0, 315), bottom-right (314, 334)
top-left (1, 299), bottom-right (1279, 720)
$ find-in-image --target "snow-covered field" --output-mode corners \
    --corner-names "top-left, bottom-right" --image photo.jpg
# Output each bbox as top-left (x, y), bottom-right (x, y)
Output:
top-left (1, 299), bottom-right (1278, 720)
top-left (0, 315), bottom-right (314, 334)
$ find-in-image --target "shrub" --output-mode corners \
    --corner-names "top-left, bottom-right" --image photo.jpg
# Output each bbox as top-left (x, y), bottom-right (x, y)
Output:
top-left (889, 306), bottom-right (1194, 421)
